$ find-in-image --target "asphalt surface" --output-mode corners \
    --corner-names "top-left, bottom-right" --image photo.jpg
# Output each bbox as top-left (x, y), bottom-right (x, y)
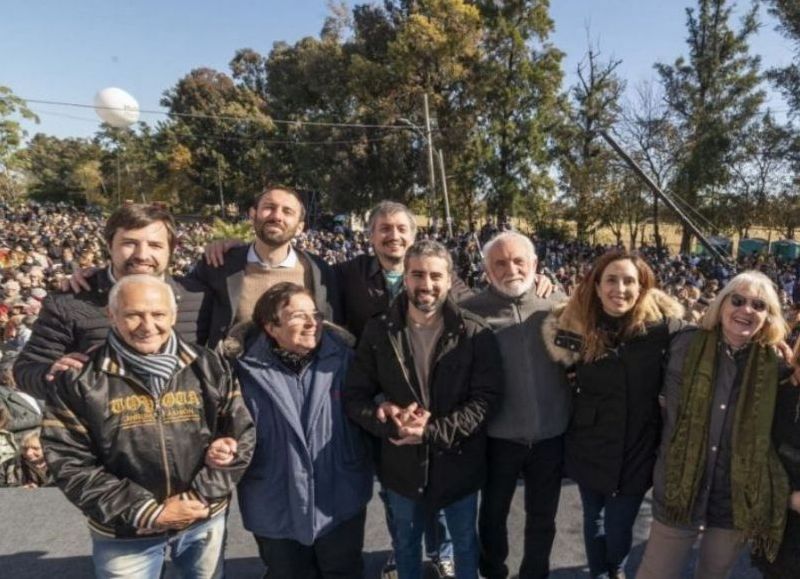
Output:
top-left (0, 480), bottom-right (761, 578)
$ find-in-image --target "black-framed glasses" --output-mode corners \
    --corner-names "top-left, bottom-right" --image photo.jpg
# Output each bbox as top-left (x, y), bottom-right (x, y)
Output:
top-left (729, 293), bottom-right (767, 313)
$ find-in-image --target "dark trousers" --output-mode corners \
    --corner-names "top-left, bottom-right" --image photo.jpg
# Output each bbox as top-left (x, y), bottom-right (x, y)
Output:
top-left (254, 509), bottom-right (366, 579)
top-left (478, 435), bottom-right (564, 579)
top-left (578, 485), bottom-right (645, 578)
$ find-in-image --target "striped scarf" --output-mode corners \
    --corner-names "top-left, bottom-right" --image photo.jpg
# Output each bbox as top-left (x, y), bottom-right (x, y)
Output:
top-left (107, 330), bottom-right (180, 399)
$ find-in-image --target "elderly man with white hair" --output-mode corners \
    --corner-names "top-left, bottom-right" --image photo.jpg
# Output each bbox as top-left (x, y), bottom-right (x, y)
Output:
top-left (461, 232), bottom-right (571, 579)
top-left (42, 274), bottom-right (254, 579)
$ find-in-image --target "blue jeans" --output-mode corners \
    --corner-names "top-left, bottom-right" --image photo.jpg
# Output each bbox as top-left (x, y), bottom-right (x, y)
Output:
top-left (578, 485), bottom-right (645, 579)
top-left (379, 486), bottom-right (453, 561)
top-left (91, 513), bottom-right (225, 579)
top-left (386, 490), bottom-right (478, 579)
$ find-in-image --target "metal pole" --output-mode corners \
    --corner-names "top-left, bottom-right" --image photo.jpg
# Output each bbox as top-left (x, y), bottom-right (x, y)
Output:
top-left (116, 154), bottom-right (121, 207)
top-left (423, 94), bottom-right (437, 230)
top-left (599, 129), bottom-right (730, 265)
top-left (217, 160), bottom-right (225, 219)
top-left (437, 149), bottom-right (454, 239)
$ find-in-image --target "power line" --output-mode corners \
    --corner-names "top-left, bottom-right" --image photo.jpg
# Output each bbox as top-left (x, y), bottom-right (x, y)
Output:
top-left (16, 97), bottom-right (435, 131)
top-left (26, 107), bottom-right (410, 146)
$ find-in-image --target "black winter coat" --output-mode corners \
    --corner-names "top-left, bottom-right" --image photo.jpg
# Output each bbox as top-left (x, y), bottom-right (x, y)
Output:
top-left (542, 289), bottom-right (685, 496)
top-left (566, 322), bottom-right (676, 495)
top-left (334, 254), bottom-right (473, 341)
top-left (13, 270), bottom-right (209, 399)
top-left (343, 295), bottom-right (502, 509)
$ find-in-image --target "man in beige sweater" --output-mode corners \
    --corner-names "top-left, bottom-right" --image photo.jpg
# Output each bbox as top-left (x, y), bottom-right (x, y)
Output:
top-left (188, 185), bottom-right (342, 347)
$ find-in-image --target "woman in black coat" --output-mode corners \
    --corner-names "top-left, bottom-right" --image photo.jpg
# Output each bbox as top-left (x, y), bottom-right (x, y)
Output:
top-left (544, 250), bottom-right (684, 579)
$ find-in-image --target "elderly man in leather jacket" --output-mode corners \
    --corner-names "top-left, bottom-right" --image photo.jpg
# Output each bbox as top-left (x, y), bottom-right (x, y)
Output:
top-left (42, 275), bottom-right (254, 579)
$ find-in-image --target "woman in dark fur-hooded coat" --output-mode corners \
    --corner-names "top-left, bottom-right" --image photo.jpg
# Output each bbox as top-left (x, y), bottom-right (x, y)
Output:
top-left (542, 250), bottom-right (685, 579)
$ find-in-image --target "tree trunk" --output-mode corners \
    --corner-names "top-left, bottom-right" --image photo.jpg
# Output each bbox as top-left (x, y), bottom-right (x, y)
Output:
top-left (653, 195), bottom-right (662, 253)
top-left (680, 226), bottom-right (693, 254)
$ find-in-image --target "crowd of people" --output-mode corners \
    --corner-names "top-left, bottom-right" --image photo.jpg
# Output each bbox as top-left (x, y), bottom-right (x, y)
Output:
top-left (1, 195), bottom-right (800, 579)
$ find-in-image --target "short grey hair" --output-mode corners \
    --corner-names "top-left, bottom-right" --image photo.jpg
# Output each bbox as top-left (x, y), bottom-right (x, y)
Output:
top-left (108, 274), bottom-right (178, 316)
top-left (367, 201), bottom-right (418, 237)
top-left (482, 231), bottom-right (537, 267)
top-left (403, 240), bottom-right (454, 275)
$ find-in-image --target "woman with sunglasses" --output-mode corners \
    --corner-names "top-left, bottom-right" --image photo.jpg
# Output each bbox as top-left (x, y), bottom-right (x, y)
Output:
top-left (636, 270), bottom-right (791, 579)
top-left (543, 249), bottom-right (685, 579)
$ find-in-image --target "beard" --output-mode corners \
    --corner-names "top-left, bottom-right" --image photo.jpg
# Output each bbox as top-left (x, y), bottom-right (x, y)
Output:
top-left (409, 289), bottom-right (447, 313)
top-left (492, 273), bottom-right (535, 298)
top-left (254, 217), bottom-right (300, 247)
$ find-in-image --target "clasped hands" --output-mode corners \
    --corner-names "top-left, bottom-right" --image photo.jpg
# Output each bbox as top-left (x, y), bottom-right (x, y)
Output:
top-left (376, 401), bottom-right (431, 446)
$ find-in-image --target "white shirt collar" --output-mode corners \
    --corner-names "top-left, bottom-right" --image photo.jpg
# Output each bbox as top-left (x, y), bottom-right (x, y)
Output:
top-left (247, 244), bottom-right (297, 268)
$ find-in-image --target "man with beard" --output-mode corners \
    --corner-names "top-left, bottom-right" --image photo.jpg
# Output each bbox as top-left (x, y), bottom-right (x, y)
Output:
top-left (188, 185), bottom-right (341, 348)
top-left (336, 201), bottom-right (462, 578)
top-left (460, 232), bottom-right (570, 579)
top-left (344, 240), bottom-right (502, 579)
top-left (13, 204), bottom-right (207, 399)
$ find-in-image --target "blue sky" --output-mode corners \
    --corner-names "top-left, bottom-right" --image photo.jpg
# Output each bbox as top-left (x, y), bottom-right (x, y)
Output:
top-left (2, 0), bottom-right (794, 139)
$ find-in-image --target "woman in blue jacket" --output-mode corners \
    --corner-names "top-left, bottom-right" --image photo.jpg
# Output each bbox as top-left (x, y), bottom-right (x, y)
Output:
top-left (211, 282), bottom-right (373, 579)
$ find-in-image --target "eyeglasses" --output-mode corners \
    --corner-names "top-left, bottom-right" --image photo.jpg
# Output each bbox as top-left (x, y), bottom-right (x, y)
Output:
top-left (285, 311), bottom-right (323, 326)
top-left (729, 293), bottom-right (767, 313)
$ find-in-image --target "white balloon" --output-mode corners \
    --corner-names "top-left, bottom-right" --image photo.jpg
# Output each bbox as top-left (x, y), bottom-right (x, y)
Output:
top-left (93, 87), bottom-right (140, 128)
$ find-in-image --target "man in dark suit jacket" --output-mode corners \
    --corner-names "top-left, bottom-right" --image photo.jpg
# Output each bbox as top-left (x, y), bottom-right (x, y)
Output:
top-left (188, 185), bottom-right (341, 348)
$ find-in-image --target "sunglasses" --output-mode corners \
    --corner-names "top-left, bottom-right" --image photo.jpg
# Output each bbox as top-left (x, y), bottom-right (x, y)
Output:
top-left (729, 293), bottom-right (767, 313)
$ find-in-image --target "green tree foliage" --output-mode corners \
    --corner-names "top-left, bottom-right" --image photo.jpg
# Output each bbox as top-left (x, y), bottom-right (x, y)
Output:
top-left (0, 86), bottom-right (39, 198)
top-left (557, 48), bottom-right (624, 242)
top-left (764, 0), bottom-right (800, 117)
top-left (24, 134), bottom-right (103, 203)
top-left (471, 0), bottom-right (564, 223)
top-left (160, 68), bottom-right (273, 208)
top-left (656, 0), bottom-right (764, 252)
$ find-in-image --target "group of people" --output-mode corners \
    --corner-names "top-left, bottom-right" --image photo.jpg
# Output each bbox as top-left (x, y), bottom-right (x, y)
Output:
top-left (2, 189), bottom-right (800, 579)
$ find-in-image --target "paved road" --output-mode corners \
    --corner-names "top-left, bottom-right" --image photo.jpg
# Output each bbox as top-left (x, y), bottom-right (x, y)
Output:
top-left (0, 480), bottom-right (760, 578)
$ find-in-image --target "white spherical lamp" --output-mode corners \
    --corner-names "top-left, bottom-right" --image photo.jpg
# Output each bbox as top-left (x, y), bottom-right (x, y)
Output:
top-left (93, 87), bottom-right (140, 128)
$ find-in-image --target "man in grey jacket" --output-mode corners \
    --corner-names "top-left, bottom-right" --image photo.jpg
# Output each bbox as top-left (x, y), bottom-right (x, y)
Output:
top-left (461, 231), bottom-right (570, 579)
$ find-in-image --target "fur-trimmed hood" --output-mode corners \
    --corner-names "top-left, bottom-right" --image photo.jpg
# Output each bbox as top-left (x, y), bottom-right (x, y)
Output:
top-left (220, 320), bottom-right (356, 359)
top-left (541, 288), bottom-right (685, 367)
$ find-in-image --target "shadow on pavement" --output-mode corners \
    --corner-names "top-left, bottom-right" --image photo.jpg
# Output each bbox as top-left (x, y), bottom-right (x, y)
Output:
top-left (0, 552), bottom-right (94, 579)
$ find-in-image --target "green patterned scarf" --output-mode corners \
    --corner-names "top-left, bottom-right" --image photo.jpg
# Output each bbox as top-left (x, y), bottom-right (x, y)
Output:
top-left (663, 329), bottom-right (788, 561)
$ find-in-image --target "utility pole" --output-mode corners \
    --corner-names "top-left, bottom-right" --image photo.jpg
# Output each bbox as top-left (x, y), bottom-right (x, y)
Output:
top-left (217, 159), bottom-right (226, 219)
top-left (423, 94), bottom-right (437, 230)
top-left (437, 149), bottom-right (453, 239)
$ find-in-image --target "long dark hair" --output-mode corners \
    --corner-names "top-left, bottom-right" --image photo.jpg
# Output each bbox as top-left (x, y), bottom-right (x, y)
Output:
top-left (573, 250), bottom-right (656, 361)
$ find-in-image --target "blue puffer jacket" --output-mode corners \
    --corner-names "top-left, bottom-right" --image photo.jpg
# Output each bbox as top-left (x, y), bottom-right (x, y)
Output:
top-left (232, 327), bottom-right (373, 545)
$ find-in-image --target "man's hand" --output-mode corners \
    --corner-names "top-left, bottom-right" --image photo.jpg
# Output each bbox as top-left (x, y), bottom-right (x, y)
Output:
top-left (389, 403), bottom-right (430, 446)
top-left (205, 437), bottom-right (238, 468)
top-left (46, 353), bottom-right (90, 381)
top-left (204, 239), bottom-right (245, 268)
top-left (376, 401), bottom-right (404, 424)
top-left (534, 274), bottom-right (554, 298)
top-left (776, 340), bottom-right (800, 386)
top-left (60, 267), bottom-right (98, 294)
top-left (790, 491), bottom-right (800, 513)
top-left (154, 496), bottom-right (209, 530)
